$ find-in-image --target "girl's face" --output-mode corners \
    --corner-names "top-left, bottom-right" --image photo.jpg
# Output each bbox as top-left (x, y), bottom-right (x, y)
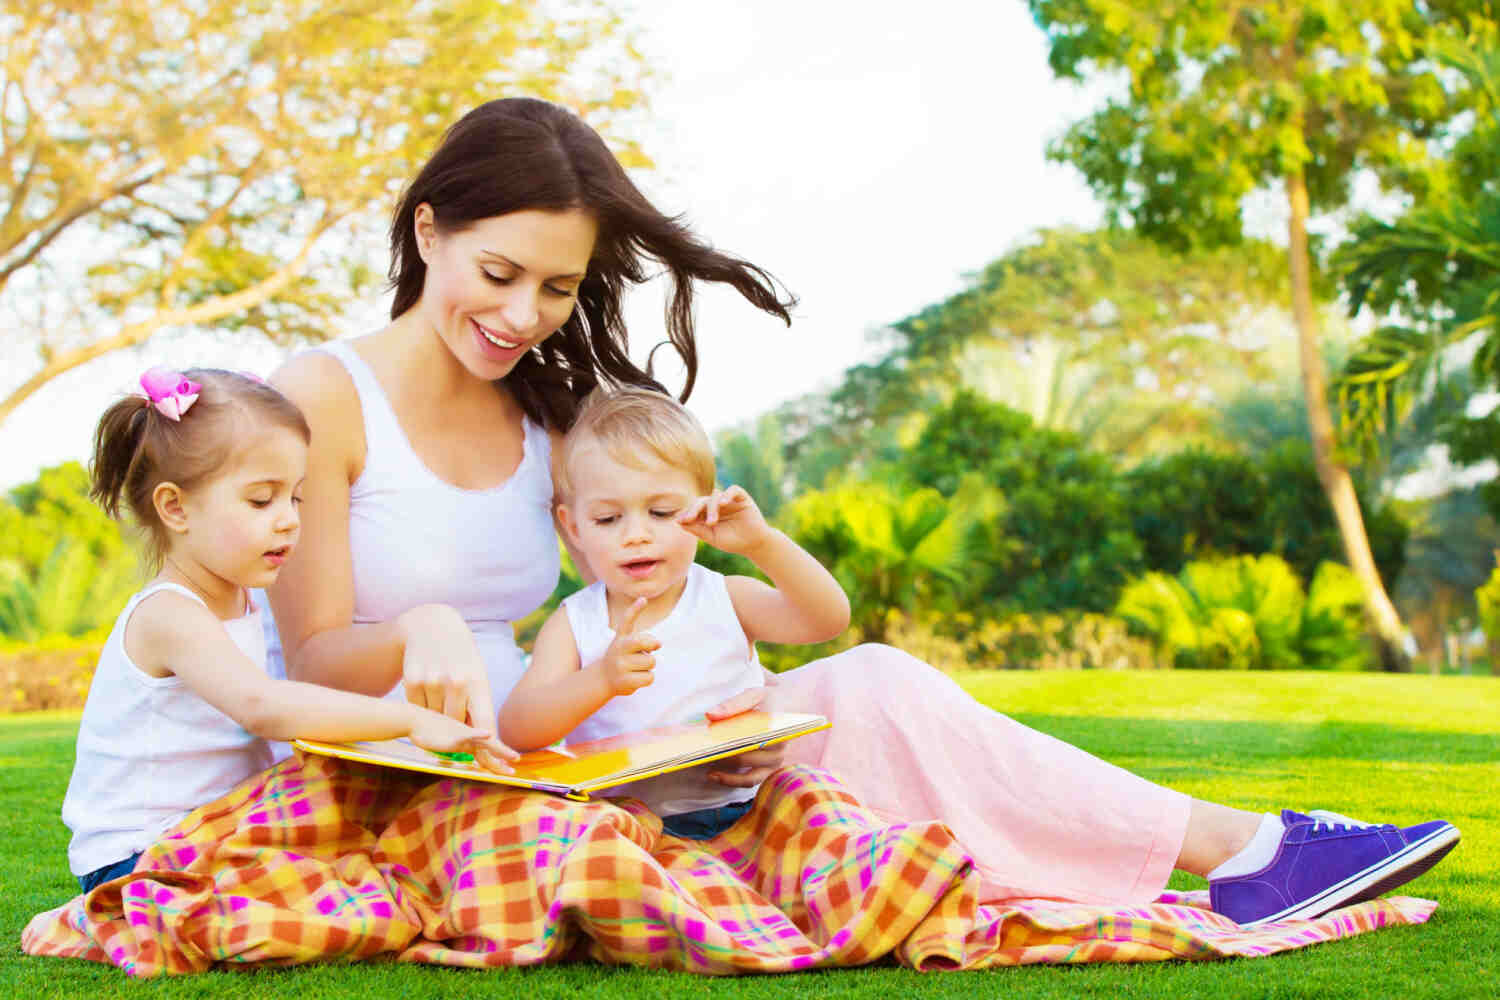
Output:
top-left (172, 425), bottom-right (307, 596)
top-left (415, 206), bottom-right (598, 382)
top-left (559, 441), bottom-right (703, 620)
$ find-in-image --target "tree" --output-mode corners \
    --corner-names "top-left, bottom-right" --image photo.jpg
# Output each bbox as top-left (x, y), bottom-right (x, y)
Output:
top-left (1027, 0), bottom-right (1484, 668)
top-left (907, 390), bottom-right (1145, 613)
top-left (1, 0), bottom-right (647, 423)
top-left (1333, 44), bottom-right (1500, 492)
top-left (715, 414), bottom-right (790, 521)
top-left (1122, 442), bottom-right (1408, 586)
top-left (894, 227), bottom-right (1297, 458)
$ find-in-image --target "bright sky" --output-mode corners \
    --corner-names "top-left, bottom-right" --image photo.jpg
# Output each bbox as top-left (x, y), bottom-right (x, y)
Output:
top-left (0, 0), bottom-right (1102, 490)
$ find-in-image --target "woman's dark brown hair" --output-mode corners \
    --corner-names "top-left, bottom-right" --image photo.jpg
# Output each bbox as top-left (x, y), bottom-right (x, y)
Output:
top-left (388, 97), bottom-right (796, 430)
top-left (90, 370), bottom-right (310, 569)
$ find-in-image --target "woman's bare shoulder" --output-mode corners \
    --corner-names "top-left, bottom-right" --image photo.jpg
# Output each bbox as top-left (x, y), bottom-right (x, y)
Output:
top-left (271, 348), bottom-right (354, 404)
top-left (271, 347), bottom-right (364, 468)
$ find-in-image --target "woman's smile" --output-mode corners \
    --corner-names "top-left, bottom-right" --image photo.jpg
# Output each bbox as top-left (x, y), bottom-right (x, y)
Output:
top-left (470, 318), bottom-right (529, 362)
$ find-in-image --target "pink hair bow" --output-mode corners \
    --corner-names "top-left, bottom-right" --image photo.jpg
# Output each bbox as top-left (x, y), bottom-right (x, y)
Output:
top-left (139, 367), bottom-right (201, 421)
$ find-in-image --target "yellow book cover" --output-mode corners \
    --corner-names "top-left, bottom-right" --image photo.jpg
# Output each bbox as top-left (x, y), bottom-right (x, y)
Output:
top-left (292, 710), bottom-right (829, 801)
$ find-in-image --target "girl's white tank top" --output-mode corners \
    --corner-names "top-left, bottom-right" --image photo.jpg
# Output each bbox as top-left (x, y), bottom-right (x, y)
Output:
top-left (259, 339), bottom-right (560, 707)
top-left (63, 583), bottom-right (273, 875)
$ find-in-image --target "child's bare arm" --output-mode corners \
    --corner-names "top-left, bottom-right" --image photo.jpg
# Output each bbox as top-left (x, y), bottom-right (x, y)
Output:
top-left (130, 592), bottom-right (516, 772)
top-left (678, 486), bottom-right (850, 644)
top-left (498, 602), bottom-right (659, 750)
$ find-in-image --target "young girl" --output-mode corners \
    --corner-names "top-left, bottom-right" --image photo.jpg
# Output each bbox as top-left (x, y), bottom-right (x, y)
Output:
top-left (499, 387), bottom-right (850, 839)
top-left (62, 367), bottom-right (516, 892)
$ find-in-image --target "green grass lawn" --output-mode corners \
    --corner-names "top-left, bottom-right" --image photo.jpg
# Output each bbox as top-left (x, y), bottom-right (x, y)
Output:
top-left (3, 670), bottom-right (1496, 999)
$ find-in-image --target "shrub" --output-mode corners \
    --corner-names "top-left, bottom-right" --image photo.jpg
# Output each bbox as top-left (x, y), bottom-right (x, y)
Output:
top-left (1115, 554), bottom-right (1370, 670)
top-left (1476, 561), bottom-right (1500, 665)
top-left (806, 610), bottom-right (1163, 673)
top-left (1, 632), bottom-right (104, 713)
top-left (1116, 554), bottom-right (1374, 671)
top-left (958, 612), bottom-right (1164, 671)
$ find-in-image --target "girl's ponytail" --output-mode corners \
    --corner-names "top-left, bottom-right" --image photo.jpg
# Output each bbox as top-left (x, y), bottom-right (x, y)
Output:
top-left (89, 396), bottom-right (152, 521)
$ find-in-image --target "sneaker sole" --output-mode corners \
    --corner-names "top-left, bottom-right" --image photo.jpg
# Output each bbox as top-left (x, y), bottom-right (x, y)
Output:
top-left (1246, 823), bottom-right (1461, 927)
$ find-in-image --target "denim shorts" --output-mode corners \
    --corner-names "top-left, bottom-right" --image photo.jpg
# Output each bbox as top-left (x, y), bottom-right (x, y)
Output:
top-left (660, 798), bottom-right (755, 840)
top-left (77, 852), bottom-right (142, 892)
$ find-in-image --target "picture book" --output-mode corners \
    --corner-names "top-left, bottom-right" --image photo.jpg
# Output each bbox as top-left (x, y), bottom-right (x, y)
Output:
top-left (292, 710), bottom-right (830, 801)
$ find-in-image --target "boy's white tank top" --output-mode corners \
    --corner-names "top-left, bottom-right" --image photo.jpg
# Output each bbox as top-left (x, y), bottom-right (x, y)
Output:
top-left (63, 583), bottom-right (273, 875)
top-left (563, 564), bottom-right (763, 815)
top-left (258, 339), bottom-right (560, 710)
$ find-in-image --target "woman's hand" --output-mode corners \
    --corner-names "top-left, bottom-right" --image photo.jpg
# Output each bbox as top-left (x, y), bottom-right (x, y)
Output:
top-left (408, 708), bottom-right (519, 774)
top-left (702, 684), bottom-right (786, 787)
top-left (396, 604), bottom-right (498, 734)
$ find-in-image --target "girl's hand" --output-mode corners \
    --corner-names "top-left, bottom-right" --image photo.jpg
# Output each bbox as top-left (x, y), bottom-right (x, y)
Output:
top-left (702, 684), bottom-right (785, 786)
top-left (396, 604), bottom-right (498, 734)
top-left (602, 597), bottom-right (659, 696)
top-left (677, 486), bottom-right (773, 557)
top-left (408, 709), bottom-right (519, 774)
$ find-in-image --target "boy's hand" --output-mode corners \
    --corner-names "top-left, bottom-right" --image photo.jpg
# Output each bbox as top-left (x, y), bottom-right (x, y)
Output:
top-left (677, 486), bottom-right (773, 556)
top-left (409, 710), bottom-right (519, 774)
top-left (602, 596), bottom-right (660, 696)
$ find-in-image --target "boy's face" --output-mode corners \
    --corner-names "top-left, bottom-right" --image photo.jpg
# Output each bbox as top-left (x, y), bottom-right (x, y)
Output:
top-left (560, 440), bottom-right (702, 607)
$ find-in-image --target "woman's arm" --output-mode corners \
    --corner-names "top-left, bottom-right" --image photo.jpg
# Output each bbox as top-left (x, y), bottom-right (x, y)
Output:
top-left (267, 353), bottom-right (404, 695)
top-left (267, 353), bottom-right (497, 730)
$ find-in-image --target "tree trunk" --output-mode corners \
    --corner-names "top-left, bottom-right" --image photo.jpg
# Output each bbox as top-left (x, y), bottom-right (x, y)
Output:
top-left (1285, 171), bottom-right (1412, 671)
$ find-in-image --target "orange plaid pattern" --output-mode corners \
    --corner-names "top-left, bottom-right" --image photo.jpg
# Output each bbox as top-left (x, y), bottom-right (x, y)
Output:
top-left (22, 758), bottom-right (1435, 976)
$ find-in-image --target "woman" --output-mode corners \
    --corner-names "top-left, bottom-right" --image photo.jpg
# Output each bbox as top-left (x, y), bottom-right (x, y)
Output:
top-left (267, 97), bottom-right (1456, 927)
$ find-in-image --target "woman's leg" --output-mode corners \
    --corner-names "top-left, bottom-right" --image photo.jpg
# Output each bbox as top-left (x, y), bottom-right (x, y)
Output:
top-left (771, 644), bottom-right (1459, 921)
top-left (771, 643), bottom-right (1200, 903)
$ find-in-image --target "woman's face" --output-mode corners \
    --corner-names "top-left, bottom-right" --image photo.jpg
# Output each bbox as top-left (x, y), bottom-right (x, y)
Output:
top-left (415, 205), bottom-right (598, 381)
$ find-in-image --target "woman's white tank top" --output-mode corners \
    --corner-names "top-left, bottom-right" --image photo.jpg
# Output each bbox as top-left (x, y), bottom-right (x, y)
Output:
top-left (63, 583), bottom-right (273, 875)
top-left (259, 339), bottom-right (560, 706)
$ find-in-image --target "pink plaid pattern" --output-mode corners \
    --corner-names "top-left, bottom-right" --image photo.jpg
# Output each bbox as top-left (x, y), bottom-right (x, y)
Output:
top-left (22, 757), bottom-right (1436, 976)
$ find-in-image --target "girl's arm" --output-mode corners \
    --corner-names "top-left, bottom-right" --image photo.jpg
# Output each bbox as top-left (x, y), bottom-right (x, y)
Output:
top-left (128, 592), bottom-right (516, 772)
top-left (267, 353), bottom-right (497, 731)
top-left (679, 487), bottom-right (851, 645)
top-left (498, 602), bottom-right (657, 750)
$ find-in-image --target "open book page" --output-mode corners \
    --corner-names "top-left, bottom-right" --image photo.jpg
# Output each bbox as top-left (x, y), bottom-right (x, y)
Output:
top-left (293, 710), bottom-right (829, 800)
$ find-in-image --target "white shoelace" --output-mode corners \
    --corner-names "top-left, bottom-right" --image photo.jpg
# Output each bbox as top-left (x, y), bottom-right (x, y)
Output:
top-left (1307, 809), bottom-right (1374, 831)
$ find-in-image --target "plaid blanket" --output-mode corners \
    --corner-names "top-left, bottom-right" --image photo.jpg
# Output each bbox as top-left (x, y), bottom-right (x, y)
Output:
top-left (22, 757), bottom-right (1435, 976)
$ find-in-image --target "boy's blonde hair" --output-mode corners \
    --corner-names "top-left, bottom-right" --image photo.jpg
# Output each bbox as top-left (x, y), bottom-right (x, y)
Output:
top-left (557, 386), bottom-right (716, 500)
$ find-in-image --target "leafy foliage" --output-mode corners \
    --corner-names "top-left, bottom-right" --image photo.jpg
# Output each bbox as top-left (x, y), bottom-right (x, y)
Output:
top-left (779, 477), bottom-right (993, 643)
top-left (1, 0), bottom-right (648, 421)
top-left (1026, 0), bottom-right (1491, 663)
top-left (0, 462), bottom-right (141, 641)
top-left (1476, 563), bottom-right (1500, 654)
top-left (1027, 1), bottom-right (1470, 249)
top-left (1116, 555), bottom-right (1369, 671)
top-left (1124, 443), bottom-right (1408, 587)
top-left (906, 391), bottom-right (1144, 613)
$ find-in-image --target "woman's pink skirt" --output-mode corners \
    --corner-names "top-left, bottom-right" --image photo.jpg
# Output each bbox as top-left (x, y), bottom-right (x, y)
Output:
top-left (773, 644), bottom-right (1192, 904)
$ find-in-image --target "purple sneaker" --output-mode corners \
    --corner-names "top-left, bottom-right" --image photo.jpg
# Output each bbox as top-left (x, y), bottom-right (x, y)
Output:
top-left (1210, 809), bottom-right (1460, 926)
